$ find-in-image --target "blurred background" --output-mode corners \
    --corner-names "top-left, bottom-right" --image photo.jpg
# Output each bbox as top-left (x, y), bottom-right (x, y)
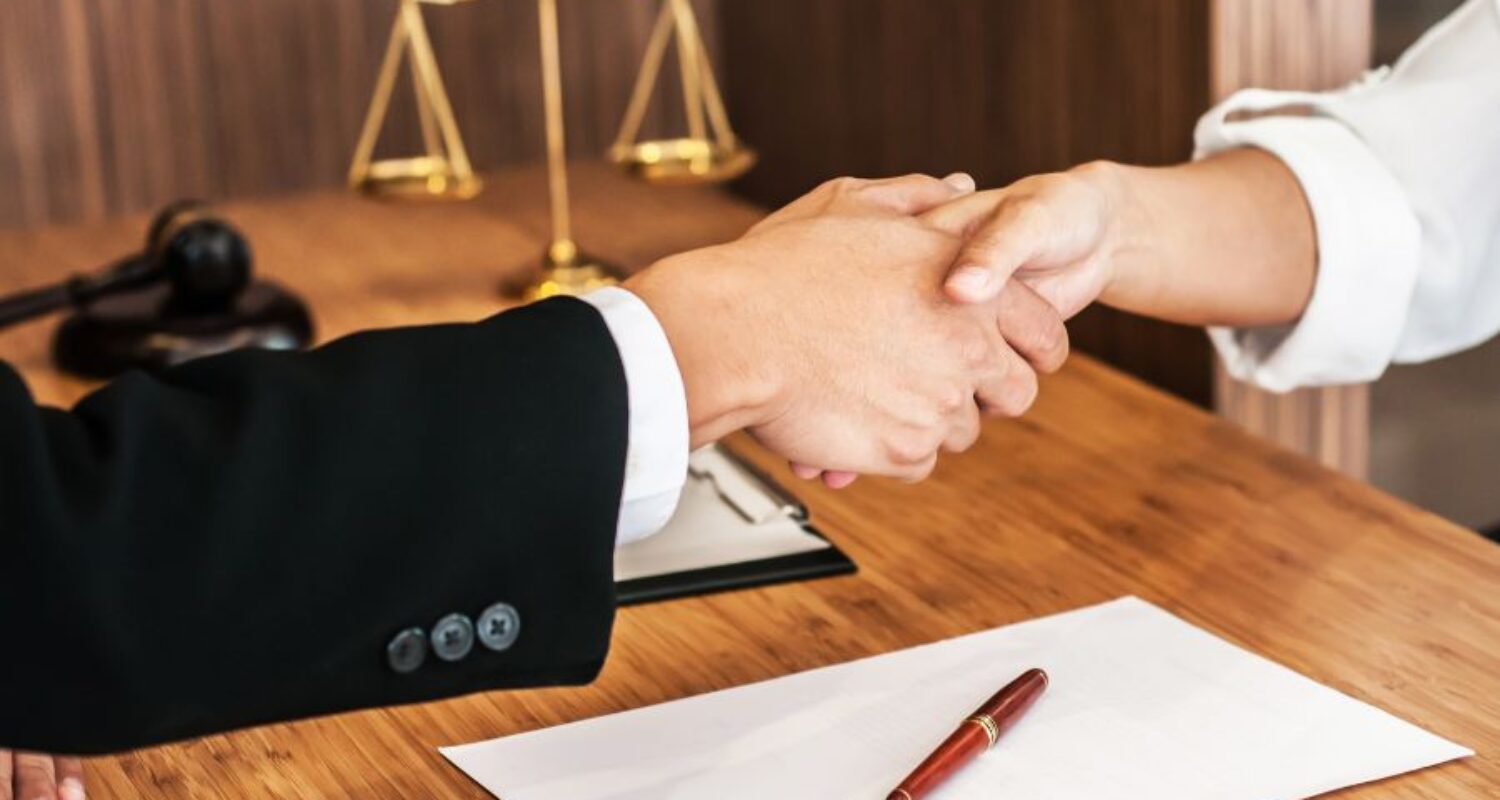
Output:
top-left (1368, 0), bottom-right (1499, 537)
top-left (0, 0), bottom-right (1491, 536)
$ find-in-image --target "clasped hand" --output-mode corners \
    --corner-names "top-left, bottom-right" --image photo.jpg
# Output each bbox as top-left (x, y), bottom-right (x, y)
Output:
top-left (627, 172), bottom-right (1078, 486)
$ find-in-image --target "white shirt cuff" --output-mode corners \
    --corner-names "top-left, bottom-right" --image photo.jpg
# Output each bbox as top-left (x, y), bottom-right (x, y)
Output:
top-left (579, 287), bottom-right (690, 546)
top-left (1194, 91), bottom-right (1423, 392)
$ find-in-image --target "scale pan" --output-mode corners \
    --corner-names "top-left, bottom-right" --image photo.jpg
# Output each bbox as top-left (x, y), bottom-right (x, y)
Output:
top-left (608, 138), bottom-right (756, 185)
top-left (353, 156), bottom-right (482, 200)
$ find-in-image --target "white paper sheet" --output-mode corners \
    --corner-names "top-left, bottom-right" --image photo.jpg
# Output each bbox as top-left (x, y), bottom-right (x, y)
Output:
top-left (442, 597), bottom-right (1470, 799)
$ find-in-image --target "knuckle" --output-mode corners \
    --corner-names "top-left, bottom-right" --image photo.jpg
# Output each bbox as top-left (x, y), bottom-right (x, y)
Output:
top-left (884, 438), bottom-right (924, 467)
top-left (871, 173), bottom-right (935, 192)
top-left (823, 176), bottom-right (862, 195)
top-left (995, 370), bottom-right (1040, 417)
top-left (937, 385), bottom-right (968, 415)
top-left (946, 423), bottom-right (981, 453)
top-left (853, 173), bottom-right (939, 207)
top-left (884, 429), bottom-right (938, 467)
top-left (902, 456), bottom-right (938, 483)
top-left (953, 326), bottom-right (996, 371)
top-left (1010, 195), bottom-right (1047, 222)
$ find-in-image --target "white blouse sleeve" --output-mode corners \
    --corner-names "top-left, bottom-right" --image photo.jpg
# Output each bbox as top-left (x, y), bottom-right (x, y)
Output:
top-left (1195, 0), bottom-right (1500, 392)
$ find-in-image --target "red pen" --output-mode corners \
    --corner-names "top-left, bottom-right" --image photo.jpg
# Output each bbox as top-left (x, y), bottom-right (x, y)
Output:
top-left (886, 668), bottom-right (1049, 800)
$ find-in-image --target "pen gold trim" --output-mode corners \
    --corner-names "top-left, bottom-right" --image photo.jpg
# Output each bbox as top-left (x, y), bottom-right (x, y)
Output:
top-left (966, 714), bottom-right (1000, 748)
top-left (887, 669), bottom-right (1048, 800)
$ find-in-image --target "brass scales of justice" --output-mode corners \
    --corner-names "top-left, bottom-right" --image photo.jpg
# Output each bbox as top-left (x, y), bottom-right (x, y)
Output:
top-left (347, 0), bottom-right (755, 301)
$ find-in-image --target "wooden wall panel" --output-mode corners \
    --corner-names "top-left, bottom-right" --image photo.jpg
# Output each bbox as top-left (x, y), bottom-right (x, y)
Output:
top-left (716, 0), bottom-right (1218, 405)
top-left (718, 1), bottom-right (1209, 213)
top-left (1208, 0), bottom-right (1373, 477)
top-left (0, 0), bottom-right (717, 231)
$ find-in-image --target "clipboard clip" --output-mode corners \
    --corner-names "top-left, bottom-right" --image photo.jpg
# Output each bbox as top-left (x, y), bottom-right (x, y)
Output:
top-left (688, 446), bottom-right (807, 526)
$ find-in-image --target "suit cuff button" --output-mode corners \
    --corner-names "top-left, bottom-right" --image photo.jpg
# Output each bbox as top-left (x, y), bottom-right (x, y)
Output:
top-left (432, 613), bottom-right (476, 662)
top-left (386, 627), bottom-right (428, 674)
top-left (478, 602), bottom-right (521, 652)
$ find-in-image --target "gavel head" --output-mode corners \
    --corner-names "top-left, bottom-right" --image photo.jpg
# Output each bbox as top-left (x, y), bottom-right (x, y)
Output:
top-left (145, 202), bottom-right (253, 314)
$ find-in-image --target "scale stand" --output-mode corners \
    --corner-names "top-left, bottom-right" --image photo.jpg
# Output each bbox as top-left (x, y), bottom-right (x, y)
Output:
top-left (507, 0), bottom-right (620, 301)
top-left (348, 0), bottom-right (482, 201)
top-left (608, 0), bottom-right (756, 185)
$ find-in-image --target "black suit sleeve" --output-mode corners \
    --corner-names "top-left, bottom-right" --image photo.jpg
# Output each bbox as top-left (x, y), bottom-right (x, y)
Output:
top-left (0, 297), bottom-right (628, 754)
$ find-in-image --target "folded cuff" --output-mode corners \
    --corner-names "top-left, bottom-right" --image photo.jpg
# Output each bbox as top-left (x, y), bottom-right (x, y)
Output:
top-left (1195, 94), bottom-right (1422, 392)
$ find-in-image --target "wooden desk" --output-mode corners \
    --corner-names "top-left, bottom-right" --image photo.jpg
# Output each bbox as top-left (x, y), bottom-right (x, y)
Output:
top-left (1, 166), bottom-right (1496, 797)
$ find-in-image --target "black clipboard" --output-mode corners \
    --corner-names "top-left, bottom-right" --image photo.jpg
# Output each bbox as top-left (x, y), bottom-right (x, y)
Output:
top-left (614, 446), bottom-right (856, 606)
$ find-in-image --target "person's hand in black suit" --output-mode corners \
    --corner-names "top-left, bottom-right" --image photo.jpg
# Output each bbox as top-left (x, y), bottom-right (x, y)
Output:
top-left (625, 174), bottom-right (1069, 485)
top-left (1, 749), bottom-right (85, 800)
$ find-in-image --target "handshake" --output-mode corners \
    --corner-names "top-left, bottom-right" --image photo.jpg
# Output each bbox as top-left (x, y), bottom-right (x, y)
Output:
top-left (626, 167), bottom-right (1121, 486)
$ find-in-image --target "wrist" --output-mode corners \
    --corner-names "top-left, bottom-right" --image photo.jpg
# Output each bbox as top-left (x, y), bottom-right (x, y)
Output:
top-left (1069, 160), bottom-right (1155, 312)
top-left (623, 249), bottom-right (784, 449)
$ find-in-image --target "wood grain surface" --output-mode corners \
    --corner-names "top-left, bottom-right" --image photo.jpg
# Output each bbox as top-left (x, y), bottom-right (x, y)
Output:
top-left (0, 166), bottom-right (1495, 798)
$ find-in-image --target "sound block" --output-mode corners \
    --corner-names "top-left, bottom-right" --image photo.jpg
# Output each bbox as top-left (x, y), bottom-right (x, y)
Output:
top-left (53, 281), bottom-right (315, 379)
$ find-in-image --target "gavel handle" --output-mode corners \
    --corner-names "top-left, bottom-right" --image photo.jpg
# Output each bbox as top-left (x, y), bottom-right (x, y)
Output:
top-left (0, 258), bottom-right (162, 330)
top-left (0, 282), bottom-right (76, 329)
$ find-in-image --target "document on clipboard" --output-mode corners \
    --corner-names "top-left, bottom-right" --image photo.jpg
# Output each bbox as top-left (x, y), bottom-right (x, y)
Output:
top-left (613, 446), bottom-right (855, 605)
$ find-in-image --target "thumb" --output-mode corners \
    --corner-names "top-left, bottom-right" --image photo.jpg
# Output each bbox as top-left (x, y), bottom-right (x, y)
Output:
top-left (925, 195), bottom-right (1040, 304)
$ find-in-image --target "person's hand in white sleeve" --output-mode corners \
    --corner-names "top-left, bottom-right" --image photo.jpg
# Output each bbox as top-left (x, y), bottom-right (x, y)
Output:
top-left (923, 149), bottom-right (1318, 334)
top-left (928, 0), bottom-right (1500, 393)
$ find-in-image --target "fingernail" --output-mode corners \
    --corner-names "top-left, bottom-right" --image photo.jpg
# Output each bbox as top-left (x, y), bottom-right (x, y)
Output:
top-left (947, 266), bottom-right (995, 298)
top-left (941, 172), bottom-right (976, 193)
top-left (60, 778), bottom-right (86, 800)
